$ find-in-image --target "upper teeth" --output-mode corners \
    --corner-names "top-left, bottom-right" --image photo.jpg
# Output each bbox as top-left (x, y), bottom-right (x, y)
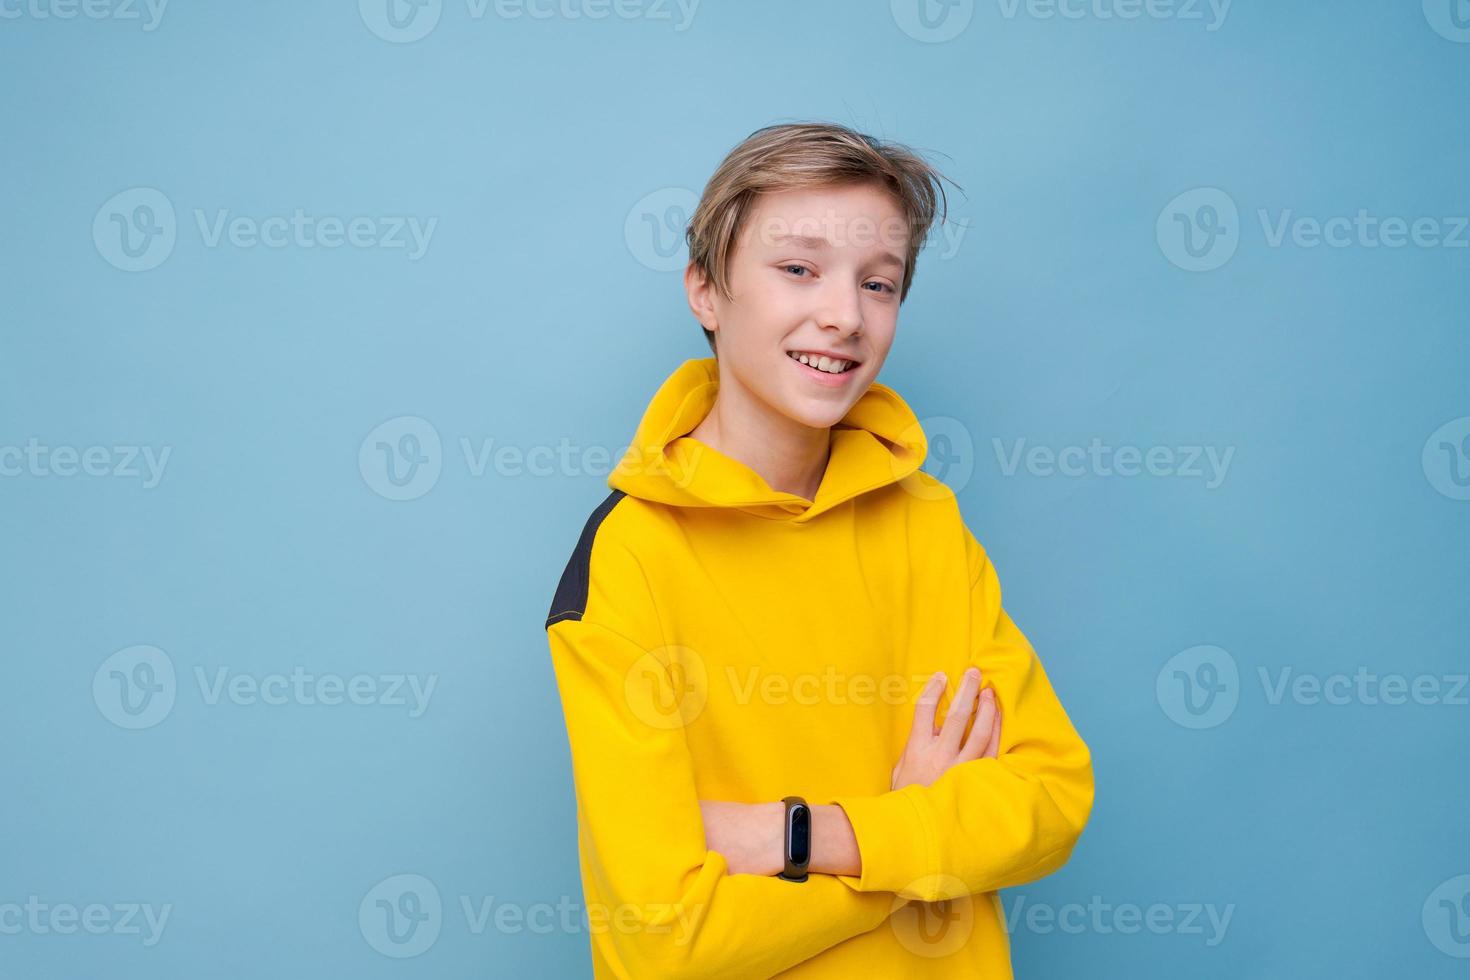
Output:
top-left (788, 351), bottom-right (853, 374)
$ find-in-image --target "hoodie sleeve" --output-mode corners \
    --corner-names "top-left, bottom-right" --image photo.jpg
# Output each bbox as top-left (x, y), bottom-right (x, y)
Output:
top-left (547, 614), bottom-right (898, 980)
top-left (828, 525), bottom-right (1095, 903)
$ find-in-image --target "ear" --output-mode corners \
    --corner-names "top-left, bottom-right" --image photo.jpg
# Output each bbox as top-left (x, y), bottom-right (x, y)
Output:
top-left (684, 262), bottom-right (718, 334)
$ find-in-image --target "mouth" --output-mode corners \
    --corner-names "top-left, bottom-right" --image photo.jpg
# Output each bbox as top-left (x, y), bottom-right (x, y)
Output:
top-left (785, 350), bottom-right (862, 377)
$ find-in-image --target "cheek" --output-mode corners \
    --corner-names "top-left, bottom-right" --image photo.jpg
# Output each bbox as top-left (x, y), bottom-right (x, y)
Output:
top-left (736, 296), bottom-right (802, 345)
top-left (871, 306), bottom-right (901, 340)
top-left (748, 283), bottom-right (798, 318)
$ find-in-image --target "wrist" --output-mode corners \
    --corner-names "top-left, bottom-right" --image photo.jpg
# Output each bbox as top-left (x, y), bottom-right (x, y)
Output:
top-left (807, 803), bottom-right (862, 877)
top-left (765, 801), bottom-right (787, 876)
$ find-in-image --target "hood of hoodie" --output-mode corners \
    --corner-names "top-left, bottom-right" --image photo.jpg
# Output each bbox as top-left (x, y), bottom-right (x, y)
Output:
top-left (608, 357), bottom-right (929, 524)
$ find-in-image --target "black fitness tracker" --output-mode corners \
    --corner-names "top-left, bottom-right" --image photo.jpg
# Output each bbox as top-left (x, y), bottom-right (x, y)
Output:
top-left (779, 796), bottom-right (811, 882)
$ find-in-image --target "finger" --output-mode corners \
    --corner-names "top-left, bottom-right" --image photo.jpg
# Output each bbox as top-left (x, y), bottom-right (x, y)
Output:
top-left (957, 687), bottom-right (996, 762)
top-left (983, 702), bottom-right (1002, 759)
top-left (908, 672), bottom-right (946, 746)
top-left (938, 668), bottom-right (982, 753)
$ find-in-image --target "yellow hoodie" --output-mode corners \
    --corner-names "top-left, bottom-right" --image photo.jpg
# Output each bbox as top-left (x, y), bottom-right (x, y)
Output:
top-left (545, 357), bottom-right (1094, 979)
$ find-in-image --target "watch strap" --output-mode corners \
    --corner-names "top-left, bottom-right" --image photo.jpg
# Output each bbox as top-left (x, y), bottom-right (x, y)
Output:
top-left (778, 795), bottom-right (810, 882)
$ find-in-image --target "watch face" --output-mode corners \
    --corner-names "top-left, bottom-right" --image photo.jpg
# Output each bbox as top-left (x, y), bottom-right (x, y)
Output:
top-left (789, 804), bottom-right (810, 865)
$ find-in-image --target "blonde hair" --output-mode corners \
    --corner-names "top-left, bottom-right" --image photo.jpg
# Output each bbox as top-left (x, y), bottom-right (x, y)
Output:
top-left (685, 121), bottom-right (959, 353)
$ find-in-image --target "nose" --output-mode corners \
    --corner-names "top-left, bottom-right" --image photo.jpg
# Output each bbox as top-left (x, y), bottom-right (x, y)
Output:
top-left (817, 279), bottom-right (864, 338)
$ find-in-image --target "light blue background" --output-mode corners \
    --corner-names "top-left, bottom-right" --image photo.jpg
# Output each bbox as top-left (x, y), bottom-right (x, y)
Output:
top-left (3, 1), bottom-right (1468, 976)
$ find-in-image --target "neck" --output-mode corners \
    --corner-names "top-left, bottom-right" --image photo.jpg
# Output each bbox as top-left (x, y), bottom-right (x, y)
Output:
top-left (687, 367), bottom-right (832, 502)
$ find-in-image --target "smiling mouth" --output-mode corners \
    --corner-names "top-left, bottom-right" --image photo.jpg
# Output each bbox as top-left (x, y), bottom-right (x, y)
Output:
top-left (786, 350), bottom-right (860, 375)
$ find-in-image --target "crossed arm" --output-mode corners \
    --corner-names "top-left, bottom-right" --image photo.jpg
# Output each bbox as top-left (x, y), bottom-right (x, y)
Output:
top-left (698, 535), bottom-right (1094, 904)
top-left (701, 666), bottom-right (1003, 878)
top-left (547, 532), bottom-right (1093, 977)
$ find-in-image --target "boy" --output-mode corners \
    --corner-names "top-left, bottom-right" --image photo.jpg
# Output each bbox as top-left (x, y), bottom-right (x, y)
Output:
top-left (545, 122), bottom-right (1093, 978)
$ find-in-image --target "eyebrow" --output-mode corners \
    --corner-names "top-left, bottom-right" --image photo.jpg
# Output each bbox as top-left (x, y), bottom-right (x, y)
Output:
top-left (769, 233), bottom-right (906, 273)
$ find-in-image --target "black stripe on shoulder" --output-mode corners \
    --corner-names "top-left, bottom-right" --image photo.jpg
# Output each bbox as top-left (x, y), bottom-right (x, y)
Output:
top-left (545, 489), bottom-right (629, 629)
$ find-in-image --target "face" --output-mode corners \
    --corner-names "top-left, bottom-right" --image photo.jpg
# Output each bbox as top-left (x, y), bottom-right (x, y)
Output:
top-left (685, 181), bottom-right (909, 430)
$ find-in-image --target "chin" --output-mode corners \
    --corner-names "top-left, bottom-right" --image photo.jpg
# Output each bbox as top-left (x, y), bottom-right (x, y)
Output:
top-left (778, 392), bottom-right (858, 431)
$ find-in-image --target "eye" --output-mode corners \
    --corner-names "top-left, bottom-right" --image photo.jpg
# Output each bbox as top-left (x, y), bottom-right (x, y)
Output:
top-left (782, 264), bottom-right (812, 277)
top-left (864, 281), bottom-right (896, 294)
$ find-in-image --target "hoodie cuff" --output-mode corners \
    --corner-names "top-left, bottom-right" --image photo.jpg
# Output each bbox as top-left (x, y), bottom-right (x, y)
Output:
top-left (829, 785), bottom-right (937, 897)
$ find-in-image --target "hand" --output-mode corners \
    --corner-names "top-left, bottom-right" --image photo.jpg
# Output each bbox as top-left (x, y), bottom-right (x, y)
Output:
top-left (699, 800), bottom-right (784, 876)
top-left (890, 668), bottom-right (1001, 791)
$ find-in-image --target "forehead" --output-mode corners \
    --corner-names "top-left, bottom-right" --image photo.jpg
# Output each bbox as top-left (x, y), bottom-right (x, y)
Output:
top-left (741, 182), bottom-right (910, 251)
